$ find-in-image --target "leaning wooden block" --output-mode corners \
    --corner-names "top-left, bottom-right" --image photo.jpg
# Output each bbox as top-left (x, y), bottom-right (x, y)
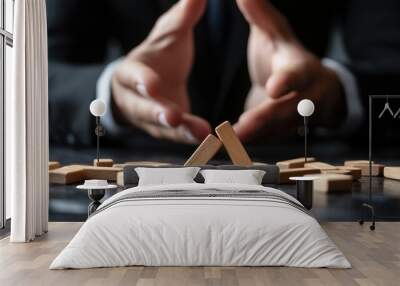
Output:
top-left (82, 166), bottom-right (123, 181)
top-left (49, 161), bottom-right (61, 170)
top-left (185, 134), bottom-right (222, 166)
top-left (215, 121), bottom-right (252, 166)
top-left (305, 161), bottom-right (337, 171)
top-left (93, 159), bottom-right (114, 167)
top-left (306, 174), bottom-right (353, 192)
top-left (49, 165), bottom-right (85, 184)
top-left (276, 157), bottom-right (316, 169)
top-left (279, 168), bottom-right (321, 184)
top-left (336, 166), bottom-right (362, 181)
top-left (384, 167), bottom-right (400, 180)
top-left (116, 171), bottom-right (125, 186)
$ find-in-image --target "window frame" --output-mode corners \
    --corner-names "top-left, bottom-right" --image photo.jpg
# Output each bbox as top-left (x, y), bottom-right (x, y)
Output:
top-left (0, 0), bottom-right (13, 230)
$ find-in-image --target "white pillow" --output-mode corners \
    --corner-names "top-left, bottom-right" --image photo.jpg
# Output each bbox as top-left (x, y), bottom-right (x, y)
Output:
top-left (200, 169), bottom-right (266, 185)
top-left (135, 167), bottom-right (201, 186)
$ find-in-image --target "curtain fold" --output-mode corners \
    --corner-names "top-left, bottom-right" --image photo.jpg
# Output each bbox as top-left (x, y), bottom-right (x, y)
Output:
top-left (8, 0), bottom-right (49, 242)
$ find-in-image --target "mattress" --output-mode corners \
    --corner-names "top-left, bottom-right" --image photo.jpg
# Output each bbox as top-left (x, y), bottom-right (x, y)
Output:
top-left (50, 183), bottom-right (351, 269)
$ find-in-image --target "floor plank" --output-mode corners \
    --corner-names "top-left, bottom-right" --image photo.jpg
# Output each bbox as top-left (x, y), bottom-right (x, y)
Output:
top-left (0, 222), bottom-right (399, 286)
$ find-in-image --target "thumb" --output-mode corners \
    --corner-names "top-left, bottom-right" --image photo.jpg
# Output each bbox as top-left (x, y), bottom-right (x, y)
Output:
top-left (236, 0), bottom-right (292, 40)
top-left (155, 0), bottom-right (206, 33)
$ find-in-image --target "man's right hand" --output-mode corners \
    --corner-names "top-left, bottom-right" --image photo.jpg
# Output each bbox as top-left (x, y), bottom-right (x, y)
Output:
top-left (111, 0), bottom-right (211, 144)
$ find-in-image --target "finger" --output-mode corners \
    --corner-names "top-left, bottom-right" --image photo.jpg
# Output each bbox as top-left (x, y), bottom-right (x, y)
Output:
top-left (154, 0), bottom-right (206, 33)
top-left (181, 113), bottom-right (212, 141)
top-left (113, 82), bottom-right (183, 128)
top-left (266, 68), bottom-right (312, 99)
top-left (233, 91), bottom-right (300, 141)
top-left (236, 0), bottom-right (292, 40)
top-left (114, 61), bottom-right (183, 126)
top-left (132, 114), bottom-right (211, 145)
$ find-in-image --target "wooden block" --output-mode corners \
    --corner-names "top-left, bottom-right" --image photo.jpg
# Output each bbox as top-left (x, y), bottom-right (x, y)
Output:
top-left (384, 167), bottom-right (400, 180)
top-left (305, 161), bottom-right (337, 171)
top-left (116, 171), bottom-right (125, 186)
top-left (336, 166), bottom-right (362, 181)
top-left (184, 134), bottom-right (222, 166)
top-left (306, 174), bottom-right (353, 192)
top-left (93, 159), bottom-right (114, 167)
top-left (115, 161), bottom-right (171, 168)
top-left (49, 165), bottom-right (85, 184)
top-left (215, 121), bottom-right (252, 166)
top-left (344, 160), bottom-right (374, 167)
top-left (322, 169), bottom-right (351, 175)
top-left (279, 168), bottom-right (321, 184)
top-left (81, 166), bottom-right (123, 181)
top-left (343, 162), bottom-right (384, 177)
top-left (276, 157), bottom-right (316, 169)
top-left (49, 161), bottom-right (61, 170)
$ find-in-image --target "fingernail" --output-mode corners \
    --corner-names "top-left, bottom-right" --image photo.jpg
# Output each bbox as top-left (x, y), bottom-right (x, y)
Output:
top-left (157, 112), bottom-right (171, 128)
top-left (178, 125), bottom-right (198, 144)
top-left (137, 83), bottom-right (150, 98)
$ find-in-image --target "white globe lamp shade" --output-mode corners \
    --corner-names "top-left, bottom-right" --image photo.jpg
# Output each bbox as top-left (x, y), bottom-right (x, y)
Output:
top-left (90, 99), bottom-right (106, 117)
top-left (297, 99), bottom-right (315, 117)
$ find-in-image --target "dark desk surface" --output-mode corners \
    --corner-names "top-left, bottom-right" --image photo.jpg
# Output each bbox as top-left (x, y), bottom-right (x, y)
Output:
top-left (49, 144), bottom-right (400, 222)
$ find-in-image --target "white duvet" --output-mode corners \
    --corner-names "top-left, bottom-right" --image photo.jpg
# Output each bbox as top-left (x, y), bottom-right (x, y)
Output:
top-left (50, 183), bottom-right (351, 269)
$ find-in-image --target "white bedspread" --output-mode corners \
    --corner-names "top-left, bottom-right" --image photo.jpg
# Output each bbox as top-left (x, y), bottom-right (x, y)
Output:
top-left (50, 183), bottom-right (351, 269)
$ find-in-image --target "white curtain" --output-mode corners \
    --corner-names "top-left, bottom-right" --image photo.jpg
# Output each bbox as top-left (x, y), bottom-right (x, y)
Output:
top-left (7, 0), bottom-right (49, 242)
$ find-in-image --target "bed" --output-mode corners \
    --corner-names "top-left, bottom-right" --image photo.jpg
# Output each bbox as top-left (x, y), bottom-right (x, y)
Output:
top-left (50, 182), bottom-right (351, 269)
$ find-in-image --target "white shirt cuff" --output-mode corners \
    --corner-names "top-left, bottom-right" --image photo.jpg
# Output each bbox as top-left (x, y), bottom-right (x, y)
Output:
top-left (96, 59), bottom-right (124, 135)
top-left (322, 58), bottom-right (363, 135)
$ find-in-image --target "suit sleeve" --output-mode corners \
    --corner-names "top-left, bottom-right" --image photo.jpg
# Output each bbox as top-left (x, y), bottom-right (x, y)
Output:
top-left (47, 0), bottom-right (109, 146)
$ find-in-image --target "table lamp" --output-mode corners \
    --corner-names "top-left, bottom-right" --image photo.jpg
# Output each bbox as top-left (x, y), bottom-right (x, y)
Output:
top-left (297, 99), bottom-right (315, 163)
top-left (90, 99), bottom-right (106, 164)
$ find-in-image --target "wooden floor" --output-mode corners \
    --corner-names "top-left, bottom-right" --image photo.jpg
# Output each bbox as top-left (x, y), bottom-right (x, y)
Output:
top-left (0, 222), bottom-right (399, 286)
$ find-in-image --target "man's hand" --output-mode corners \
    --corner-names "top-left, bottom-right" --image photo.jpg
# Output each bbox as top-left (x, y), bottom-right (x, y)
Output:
top-left (111, 0), bottom-right (211, 144)
top-left (234, 0), bottom-right (346, 142)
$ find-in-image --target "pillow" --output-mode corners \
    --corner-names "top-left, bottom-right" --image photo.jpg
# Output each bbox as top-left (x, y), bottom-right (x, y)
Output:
top-left (200, 169), bottom-right (266, 185)
top-left (217, 164), bottom-right (279, 184)
top-left (135, 167), bottom-right (201, 186)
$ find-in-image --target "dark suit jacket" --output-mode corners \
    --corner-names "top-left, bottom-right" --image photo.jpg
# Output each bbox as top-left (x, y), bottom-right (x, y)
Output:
top-left (47, 0), bottom-right (400, 146)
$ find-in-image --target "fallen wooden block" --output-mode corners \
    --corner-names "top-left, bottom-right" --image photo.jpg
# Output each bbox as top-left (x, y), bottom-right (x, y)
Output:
top-left (184, 134), bottom-right (222, 166)
top-left (384, 167), bottom-right (400, 180)
top-left (306, 174), bottom-right (353, 192)
top-left (93, 159), bottom-right (114, 167)
top-left (305, 161), bottom-right (337, 171)
top-left (49, 161), bottom-right (61, 170)
top-left (49, 165), bottom-right (85, 184)
top-left (276, 157), bottom-right (316, 169)
top-left (344, 160), bottom-right (374, 167)
top-left (343, 162), bottom-right (384, 176)
top-left (279, 168), bottom-right (321, 184)
top-left (81, 166), bottom-right (123, 181)
top-left (322, 169), bottom-right (351, 175)
top-left (336, 166), bottom-right (362, 181)
top-left (215, 121), bottom-right (252, 166)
